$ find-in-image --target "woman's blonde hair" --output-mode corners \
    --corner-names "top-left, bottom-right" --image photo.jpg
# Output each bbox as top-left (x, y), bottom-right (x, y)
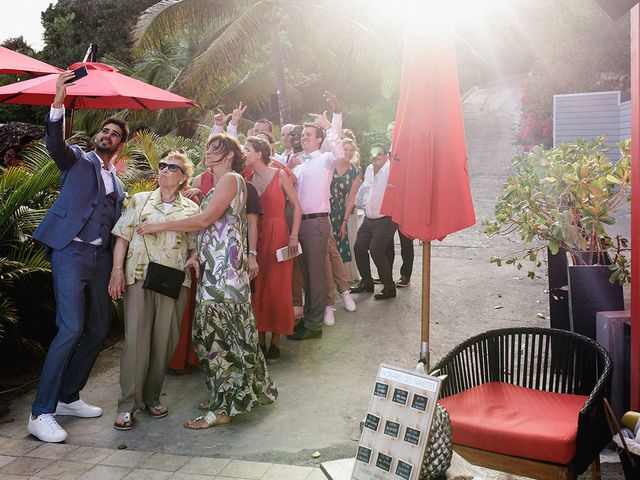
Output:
top-left (341, 137), bottom-right (360, 168)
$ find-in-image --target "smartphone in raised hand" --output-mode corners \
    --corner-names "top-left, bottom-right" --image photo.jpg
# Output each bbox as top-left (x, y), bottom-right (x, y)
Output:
top-left (65, 66), bottom-right (88, 84)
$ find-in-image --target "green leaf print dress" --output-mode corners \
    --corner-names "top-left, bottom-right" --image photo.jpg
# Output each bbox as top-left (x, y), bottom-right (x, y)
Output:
top-left (193, 173), bottom-right (278, 416)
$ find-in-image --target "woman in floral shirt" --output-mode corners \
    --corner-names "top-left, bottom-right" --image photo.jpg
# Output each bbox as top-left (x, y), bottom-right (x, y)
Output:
top-left (109, 150), bottom-right (200, 430)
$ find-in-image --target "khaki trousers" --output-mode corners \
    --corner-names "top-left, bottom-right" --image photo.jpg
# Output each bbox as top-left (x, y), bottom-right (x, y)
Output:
top-left (118, 281), bottom-right (187, 412)
top-left (292, 257), bottom-right (303, 307)
top-left (325, 234), bottom-right (350, 306)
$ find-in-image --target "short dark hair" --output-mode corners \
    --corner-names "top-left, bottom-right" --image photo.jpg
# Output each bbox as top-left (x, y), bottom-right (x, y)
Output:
top-left (303, 123), bottom-right (326, 142)
top-left (101, 117), bottom-right (129, 143)
top-left (207, 133), bottom-right (247, 173)
top-left (255, 118), bottom-right (273, 132)
top-left (246, 137), bottom-right (272, 165)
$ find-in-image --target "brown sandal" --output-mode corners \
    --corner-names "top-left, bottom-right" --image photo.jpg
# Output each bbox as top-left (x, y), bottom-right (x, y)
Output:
top-left (113, 412), bottom-right (134, 430)
top-left (184, 411), bottom-right (231, 429)
top-left (142, 404), bottom-right (168, 418)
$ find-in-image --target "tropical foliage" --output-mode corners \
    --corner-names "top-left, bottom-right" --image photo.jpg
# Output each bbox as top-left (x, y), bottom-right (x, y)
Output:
top-left (484, 138), bottom-right (631, 284)
top-left (0, 142), bottom-right (60, 345)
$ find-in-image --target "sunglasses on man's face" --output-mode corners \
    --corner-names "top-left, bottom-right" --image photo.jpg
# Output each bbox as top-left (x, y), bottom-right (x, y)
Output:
top-left (158, 162), bottom-right (184, 173)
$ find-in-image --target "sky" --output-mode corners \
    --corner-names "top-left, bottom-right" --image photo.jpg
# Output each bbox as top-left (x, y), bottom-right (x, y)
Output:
top-left (3, 0), bottom-right (53, 51)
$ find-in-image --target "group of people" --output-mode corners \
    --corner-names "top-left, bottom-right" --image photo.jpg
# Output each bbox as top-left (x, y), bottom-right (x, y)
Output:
top-left (25, 72), bottom-right (414, 443)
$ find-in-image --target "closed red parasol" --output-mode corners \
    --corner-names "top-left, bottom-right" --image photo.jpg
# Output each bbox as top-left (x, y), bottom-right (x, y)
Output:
top-left (0, 46), bottom-right (63, 76)
top-left (0, 61), bottom-right (197, 110)
top-left (380, 23), bottom-right (475, 367)
top-left (381, 36), bottom-right (474, 241)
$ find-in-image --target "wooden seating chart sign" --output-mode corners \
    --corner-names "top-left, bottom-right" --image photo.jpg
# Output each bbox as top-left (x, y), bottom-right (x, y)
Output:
top-left (352, 364), bottom-right (442, 480)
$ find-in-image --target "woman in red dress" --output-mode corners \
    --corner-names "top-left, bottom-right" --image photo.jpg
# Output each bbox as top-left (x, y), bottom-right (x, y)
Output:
top-left (244, 137), bottom-right (301, 364)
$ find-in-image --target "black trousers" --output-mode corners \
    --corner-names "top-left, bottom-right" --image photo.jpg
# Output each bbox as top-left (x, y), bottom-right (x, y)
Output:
top-left (398, 230), bottom-right (414, 278)
top-left (354, 216), bottom-right (397, 288)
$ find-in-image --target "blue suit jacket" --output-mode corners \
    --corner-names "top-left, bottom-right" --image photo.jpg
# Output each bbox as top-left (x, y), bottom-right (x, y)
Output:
top-left (33, 115), bottom-right (125, 251)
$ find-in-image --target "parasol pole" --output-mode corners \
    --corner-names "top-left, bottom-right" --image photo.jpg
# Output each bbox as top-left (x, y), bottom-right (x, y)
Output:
top-left (420, 241), bottom-right (431, 368)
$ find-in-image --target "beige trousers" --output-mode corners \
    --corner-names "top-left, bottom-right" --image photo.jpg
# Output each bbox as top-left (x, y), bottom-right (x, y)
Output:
top-left (325, 234), bottom-right (350, 306)
top-left (118, 281), bottom-right (187, 412)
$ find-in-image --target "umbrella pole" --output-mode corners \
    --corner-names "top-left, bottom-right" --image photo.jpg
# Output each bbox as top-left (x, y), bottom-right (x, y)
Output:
top-left (64, 107), bottom-right (74, 139)
top-left (420, 241), bottom-right (431, 368)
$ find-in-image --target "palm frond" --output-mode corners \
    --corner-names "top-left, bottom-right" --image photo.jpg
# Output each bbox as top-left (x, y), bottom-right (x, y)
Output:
top-left (128, 179), bottom-right (159, 196)
top-left (0, 152), bottom-right (60, 235)
top-left (174, 2), bottom-right (271, 101)
top-left (0, 294), bottom-right (19, 341)
top-left (133, 0), bottom-right (249, 54)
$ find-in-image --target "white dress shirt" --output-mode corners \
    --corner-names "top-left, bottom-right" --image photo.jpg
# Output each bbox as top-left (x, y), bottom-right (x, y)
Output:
top-left (365, 161), bottom-right (390, 219)
top-left (208, 121), bottom-right (238, 141)
top-left (292, 125), bottom-right (344, 214)
top-left (355, 163), bottom-right (374, 209)
top-left (274, 148), bottom-right (292, 165)
top-left (320, 113), bottom-right (342, 153)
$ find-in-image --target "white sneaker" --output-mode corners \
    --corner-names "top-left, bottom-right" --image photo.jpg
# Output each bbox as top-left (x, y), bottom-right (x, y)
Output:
top-left (323, 306), bottom-right (336, 326)
top-left (55, 399), bottom-right (103, 418)
top-left (28, 413), bottom-right (67, 443)
top-left (341, 291), bottom-right (356, 312)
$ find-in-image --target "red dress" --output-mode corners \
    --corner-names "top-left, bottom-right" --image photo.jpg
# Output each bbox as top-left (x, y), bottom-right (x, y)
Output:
top-left (168, 171), bottom-right (214, 370)
top-left (252, 173), bottom-right (295, 334)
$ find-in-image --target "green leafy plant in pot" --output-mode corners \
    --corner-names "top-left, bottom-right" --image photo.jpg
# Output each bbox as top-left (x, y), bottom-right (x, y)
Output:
top-left (483, 137), bottom-right (630, 339)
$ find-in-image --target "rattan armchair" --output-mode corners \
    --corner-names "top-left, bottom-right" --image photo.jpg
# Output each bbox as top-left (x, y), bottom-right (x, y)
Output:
top-left (430, 327), bottom-right (612, 480)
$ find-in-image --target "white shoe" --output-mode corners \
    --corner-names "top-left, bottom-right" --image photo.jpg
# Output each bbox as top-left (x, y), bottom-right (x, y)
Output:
top-left (28, 414), bottom-right (67, 443)
top-left (341, 291), bottom-right (356, 312)
top-left (55, 399), bottom-right (103, 418)
top-left (323, 306), bottom-right (336, 326)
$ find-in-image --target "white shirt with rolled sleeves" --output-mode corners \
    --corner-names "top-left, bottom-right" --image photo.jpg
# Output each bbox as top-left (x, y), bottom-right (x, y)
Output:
top-left (208, 121), bottom-right (239, 141)
top-left (365, 160), bottom-right (390, 219)
top-left (292, 125), bottom-right (344, 215)
top-left (355, 163), bottom-right (374, 210)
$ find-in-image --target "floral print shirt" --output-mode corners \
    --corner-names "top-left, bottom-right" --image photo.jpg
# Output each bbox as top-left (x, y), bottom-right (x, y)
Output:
top-left (112, 189), bottom-right (199, 288)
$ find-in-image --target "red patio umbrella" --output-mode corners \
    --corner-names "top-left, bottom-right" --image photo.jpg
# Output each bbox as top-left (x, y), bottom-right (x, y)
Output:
top-left (0, 61), bottom-right (197, 109)
top-left (0, 46), bottom-right (63, 76)
top-left (380, 24), bottom-right (475, 367)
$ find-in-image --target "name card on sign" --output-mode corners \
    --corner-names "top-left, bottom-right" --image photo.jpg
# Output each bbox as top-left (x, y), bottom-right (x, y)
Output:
top-left (352, 364), bottom-right (442, 480)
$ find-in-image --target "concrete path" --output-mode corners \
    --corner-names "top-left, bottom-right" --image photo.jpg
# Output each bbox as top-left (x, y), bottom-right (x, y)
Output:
top-left (1, 76), bottom-right (586, 474)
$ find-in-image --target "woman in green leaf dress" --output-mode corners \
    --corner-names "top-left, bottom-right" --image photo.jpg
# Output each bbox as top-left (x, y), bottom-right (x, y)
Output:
top-left (136, 134), bottom-right (277, 428)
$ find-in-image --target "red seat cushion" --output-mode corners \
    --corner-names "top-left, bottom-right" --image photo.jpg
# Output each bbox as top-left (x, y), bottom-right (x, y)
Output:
top-left (439, 382), bottom-right (588, 464)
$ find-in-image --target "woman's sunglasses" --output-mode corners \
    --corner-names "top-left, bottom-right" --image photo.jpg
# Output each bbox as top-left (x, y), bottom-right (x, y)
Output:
top-left (158, 162), bottom-right (185, 173)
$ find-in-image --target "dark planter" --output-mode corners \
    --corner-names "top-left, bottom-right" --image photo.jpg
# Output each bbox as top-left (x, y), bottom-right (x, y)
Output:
top-left (567, 264), bottom-right (624, 341)
top-left (547, 247), bottom-right (570, 331)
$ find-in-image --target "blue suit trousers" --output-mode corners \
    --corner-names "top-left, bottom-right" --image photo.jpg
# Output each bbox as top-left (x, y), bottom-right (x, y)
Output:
top-left (31, 241), bottom-right (112, 416)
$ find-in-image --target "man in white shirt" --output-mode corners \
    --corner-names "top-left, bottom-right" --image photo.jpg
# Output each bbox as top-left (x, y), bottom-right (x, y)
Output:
top-left (350, 144), bottom-right (397, 300)
top-left (288, 113), bottom-right (344, 340)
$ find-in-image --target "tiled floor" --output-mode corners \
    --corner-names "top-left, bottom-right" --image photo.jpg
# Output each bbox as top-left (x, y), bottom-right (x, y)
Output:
top-left (0, 438), bottom-right (325, 480)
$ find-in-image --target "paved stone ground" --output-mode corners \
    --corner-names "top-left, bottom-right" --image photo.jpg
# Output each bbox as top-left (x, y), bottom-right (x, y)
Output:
top-left (0, 76), bottom-right (628, 479)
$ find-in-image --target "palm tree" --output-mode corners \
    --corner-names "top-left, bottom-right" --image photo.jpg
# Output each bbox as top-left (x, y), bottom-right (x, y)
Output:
top-left (0, 142), bottom-right (60, 344)
top-left (132, 0), bottom-right (388, 124)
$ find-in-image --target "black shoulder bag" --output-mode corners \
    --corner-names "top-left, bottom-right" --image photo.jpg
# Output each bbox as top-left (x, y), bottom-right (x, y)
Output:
top-left (140, 192), bottom-right (186, 299)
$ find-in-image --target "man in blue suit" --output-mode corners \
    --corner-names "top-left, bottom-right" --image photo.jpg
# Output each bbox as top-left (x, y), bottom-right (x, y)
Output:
top-left (28, 71), bottom-right (128, 442)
